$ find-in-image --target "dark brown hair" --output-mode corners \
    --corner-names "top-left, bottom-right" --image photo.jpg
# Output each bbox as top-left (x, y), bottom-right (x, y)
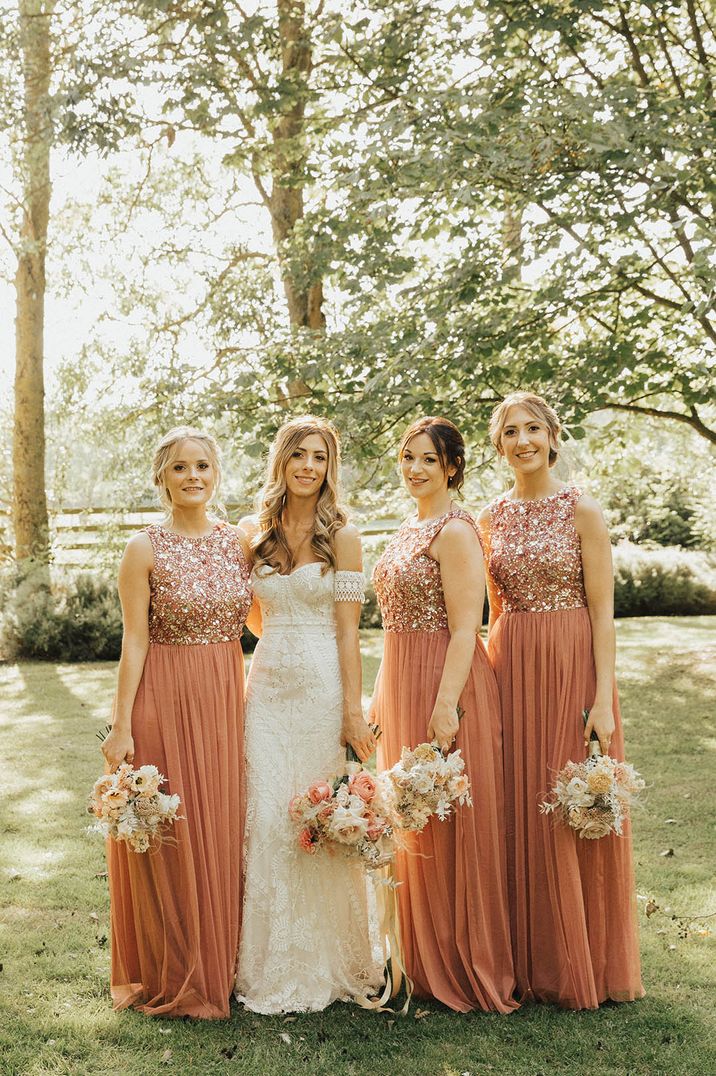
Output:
top-left (398, 416), bottom-right (466, 493)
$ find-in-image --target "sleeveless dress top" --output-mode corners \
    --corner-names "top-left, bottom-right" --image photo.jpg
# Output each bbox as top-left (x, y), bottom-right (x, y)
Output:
top-left (371, 506), bottom-right (518, 1013)
top-left (147, 523), bottom-right (252, 644)
top-left (480, 485), bottom-right (644, 1009)
top-left (373, 507), bottom-right (477, 632)
top-left (107, 522), bottom-right (252, 1019)
top-left (484, 486), bottom-right (587, 612)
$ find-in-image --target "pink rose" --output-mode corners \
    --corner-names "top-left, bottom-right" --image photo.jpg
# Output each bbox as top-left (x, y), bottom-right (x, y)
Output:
top-left (365, 812), bottom-right (385, 841)
top-left (307, 781), bottom-right (333, 805)
top-left (288, 795), bottom-right (307, 822)
top-left (298, 828), bottom-right (318, 854)
top-left (348, 771), bottom-right (376, 803)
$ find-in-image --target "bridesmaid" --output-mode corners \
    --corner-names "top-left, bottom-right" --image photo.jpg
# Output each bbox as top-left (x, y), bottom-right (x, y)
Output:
top-left (479, 391), bottom-right (643, 1009)
top-left (372, 416), bottom-right (517, 1013)
top-left (101, 426), bottom-right (252, 1018)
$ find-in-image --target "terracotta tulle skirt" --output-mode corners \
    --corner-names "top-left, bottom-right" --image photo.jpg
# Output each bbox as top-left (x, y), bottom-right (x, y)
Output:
top-left (374, 629), bottom-right (517, 1013)
top-left (107, 639), bottom-right (246, 1019)
top-left (489, 608), bottom-right (643, 1009)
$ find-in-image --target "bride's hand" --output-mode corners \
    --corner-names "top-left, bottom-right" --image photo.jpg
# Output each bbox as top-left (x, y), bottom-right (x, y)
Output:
top-left (341, 712), bottom-right (377, 763)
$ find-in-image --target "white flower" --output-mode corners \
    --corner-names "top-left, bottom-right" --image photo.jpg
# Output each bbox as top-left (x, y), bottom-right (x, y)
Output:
top-left (130, 765), bottom-right (163, 796)
top-left (329, 805), bottom-right (370, 844)
top-left (565, 777), bottom-right (596, 807)
top-left (410, 770), bottom-right (436, 796)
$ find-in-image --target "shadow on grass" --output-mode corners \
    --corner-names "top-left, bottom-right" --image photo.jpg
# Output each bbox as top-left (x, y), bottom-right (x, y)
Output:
top-left (2, 993), bottom-right (714, 1076)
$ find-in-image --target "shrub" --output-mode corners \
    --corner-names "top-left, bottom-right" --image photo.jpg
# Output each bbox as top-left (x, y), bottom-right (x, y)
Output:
top-left (360, 585), bottom-right (383, 629)
top-left (0, 566), bottom-right (124, 661)
top-left (0, 565), bottom-right (260, 661)
top-left (613, 545), bottom-right (716, 618)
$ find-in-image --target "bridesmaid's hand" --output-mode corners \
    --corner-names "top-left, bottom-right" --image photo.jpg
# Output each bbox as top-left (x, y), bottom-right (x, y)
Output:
top-left (341, 713), bottom-right (377, 763)
top-left (427, 702), bottom-right (460, 754)
top-left (584, 702), bottom-right (615, 756)
top-left (101, 726), bottom-right (135, 772)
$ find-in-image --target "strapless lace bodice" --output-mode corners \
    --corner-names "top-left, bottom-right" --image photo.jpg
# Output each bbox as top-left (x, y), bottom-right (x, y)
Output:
top-left (480, 486), bottom-right (587, 613)
top-left (373, 508), bottom-right (478, 633)
top-left (252, 564), bottom-right (364, 630)
top-left (146, 523), bottom-right (252, 644)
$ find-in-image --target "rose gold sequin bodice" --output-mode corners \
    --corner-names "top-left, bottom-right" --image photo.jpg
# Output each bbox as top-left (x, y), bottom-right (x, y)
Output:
top-left (482, 487), bottom-right (587, 613)
top-left (373, 508), bottom-right (478, 633)
top-left (146, 524), bottom-right (252, 645)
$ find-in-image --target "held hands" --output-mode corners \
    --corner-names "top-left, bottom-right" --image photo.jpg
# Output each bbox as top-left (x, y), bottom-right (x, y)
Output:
top-left (584, 701), bottom-right (615, 756)
top-left (427, 700), bottom-right (460, 754)
top-left (341, 712), bottom-right (377, 763)
top-left (101, 725), bottom-right (135, 772)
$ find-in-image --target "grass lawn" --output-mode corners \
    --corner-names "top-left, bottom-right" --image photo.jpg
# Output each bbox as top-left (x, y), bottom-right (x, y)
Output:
top-left (1, 618), bottom-right (714, 1076)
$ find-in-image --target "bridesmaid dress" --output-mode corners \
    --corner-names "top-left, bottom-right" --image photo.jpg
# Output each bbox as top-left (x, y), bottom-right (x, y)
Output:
top-left (107, 523), bottom-right (252, 1018)
top-left (372, 508), bottom-right (517, 1013)
top-left (480, 486), bottom-right (644, 1009)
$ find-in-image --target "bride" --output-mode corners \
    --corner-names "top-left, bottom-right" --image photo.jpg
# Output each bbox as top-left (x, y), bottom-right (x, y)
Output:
top-left (235, 415), bottom-right (382, 1013)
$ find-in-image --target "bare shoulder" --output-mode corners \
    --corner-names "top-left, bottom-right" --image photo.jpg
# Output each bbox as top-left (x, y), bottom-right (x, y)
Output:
top-left (440, 515), bottom-right (479, 544)
top-left (120, 531), bottom-right (154, 577)
top-left (334, 522), bottom-right (362, 569)
top-left (574, 493), bottom-right (608, 535)
top-left (433, 516), bottom-right (480, 561)
top-left (476, 504), bottom-right (492, 527)
top-left (238, 514), bottom-right (260, 541)
top-left (335, 521), bottom-right (361, 547)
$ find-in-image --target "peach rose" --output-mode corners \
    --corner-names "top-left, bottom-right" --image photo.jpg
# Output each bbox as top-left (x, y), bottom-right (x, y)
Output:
top-left (349, 772), bottom-right (377, 803)
top-left (307, 781), bottom-right (333, 805)
top-left (453, 774), bottom-right (470, 798)
top-left (365, 812), bottom-right (385, 842)
top-left (298, 828), bottom-right (318, 854)
top-left (102, 787), bottom-right (130, 810)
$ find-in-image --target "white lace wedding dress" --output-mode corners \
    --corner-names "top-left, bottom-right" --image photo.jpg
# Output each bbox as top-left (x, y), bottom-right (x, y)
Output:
top-left (235, 563), bottom-right (382, 1014)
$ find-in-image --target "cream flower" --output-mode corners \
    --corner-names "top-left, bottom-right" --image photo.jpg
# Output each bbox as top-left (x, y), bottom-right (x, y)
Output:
top-left (565, 777), bottom-right (595, 807)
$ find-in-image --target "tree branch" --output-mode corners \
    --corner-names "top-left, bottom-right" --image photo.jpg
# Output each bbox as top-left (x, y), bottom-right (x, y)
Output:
top-left (686, 0), bottom-right (714, 101)
top-left (602, 402), bottom-right (716, 444)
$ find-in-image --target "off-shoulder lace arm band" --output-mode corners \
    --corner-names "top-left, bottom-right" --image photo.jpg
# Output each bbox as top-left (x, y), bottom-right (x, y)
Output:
top-left (334, 570), bottom-right (366, 604)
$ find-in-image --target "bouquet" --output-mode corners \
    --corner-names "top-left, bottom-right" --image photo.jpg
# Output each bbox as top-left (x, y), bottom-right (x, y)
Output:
top-left (540, 721), bottom-right (644, 839)
top-left (88, 763), bottom-right (182, 853)
top-left (290, 763), bottom-right (396, 870)
top-left (382, 742), bottom-right (472, 832)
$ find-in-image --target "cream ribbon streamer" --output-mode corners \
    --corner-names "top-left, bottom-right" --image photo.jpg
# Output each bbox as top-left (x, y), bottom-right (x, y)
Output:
top-left (353, 863), bottom-right (413, 1015)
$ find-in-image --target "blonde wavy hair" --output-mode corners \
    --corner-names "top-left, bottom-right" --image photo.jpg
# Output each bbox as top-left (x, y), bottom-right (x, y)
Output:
top-left (488, 392), bottom-right (562, 465)
top-left (152, 426), bottom-right (225, 518)
top-left (253, 416), bottom-right (348, 574)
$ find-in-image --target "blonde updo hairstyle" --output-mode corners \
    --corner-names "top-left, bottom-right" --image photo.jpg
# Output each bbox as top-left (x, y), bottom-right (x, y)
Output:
top-left (152, 426), bottom-right (224, 518)
top-left (489, 392), bottom-right (562, 466)
top-left (253, 415), bottom-right (348, 575)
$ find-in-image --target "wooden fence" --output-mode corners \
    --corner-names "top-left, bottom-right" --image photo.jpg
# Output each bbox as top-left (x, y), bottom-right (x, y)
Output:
top-left (0, 507), bottom-right (401, 568)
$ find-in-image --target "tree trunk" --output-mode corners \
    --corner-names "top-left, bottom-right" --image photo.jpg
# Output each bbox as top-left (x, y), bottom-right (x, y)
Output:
top-left (501, 197), bottom-right (524, 283)
top-left (13, 0), bottom-right (52, 564)
top-left (269, 0), bottom-right (324, 330)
